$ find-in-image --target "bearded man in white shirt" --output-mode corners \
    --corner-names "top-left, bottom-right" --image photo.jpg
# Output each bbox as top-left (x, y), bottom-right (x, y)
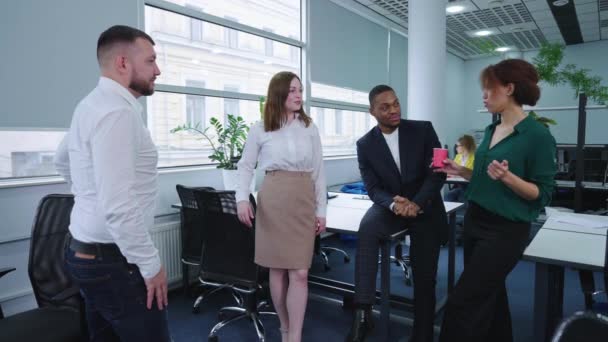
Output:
top-left (54, 25), bottom-right (170, 341)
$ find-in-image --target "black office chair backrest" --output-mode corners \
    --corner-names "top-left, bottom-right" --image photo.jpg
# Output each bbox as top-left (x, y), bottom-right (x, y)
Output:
top-left (176, 184), bottom-right (215, 262)
top-left (551, 311), bottom-right (608, 342)
top-left (193, 189), bottom-right (257, 288)
top-left (28, 194), bottom-right (80, 311)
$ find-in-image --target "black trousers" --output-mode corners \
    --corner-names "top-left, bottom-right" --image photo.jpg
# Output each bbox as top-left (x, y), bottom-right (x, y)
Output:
top-left (354, 204), bottom-right (441, 342)
top-left (439, 202), bottom-right (530, 342)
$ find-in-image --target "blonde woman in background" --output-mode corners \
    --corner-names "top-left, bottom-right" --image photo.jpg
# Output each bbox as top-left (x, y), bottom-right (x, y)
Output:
top-left (445, 134), bottom-right (476, 202)
top-left (236, 71), bottom-right (326, 342)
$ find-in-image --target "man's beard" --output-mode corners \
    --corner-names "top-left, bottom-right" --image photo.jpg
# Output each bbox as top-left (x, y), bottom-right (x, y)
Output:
top-left (129, 76), bottom-right (154, 96)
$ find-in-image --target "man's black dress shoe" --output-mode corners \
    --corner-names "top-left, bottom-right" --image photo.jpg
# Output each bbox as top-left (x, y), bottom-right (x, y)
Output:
top-left (345, 308), bottom-right (374, 342)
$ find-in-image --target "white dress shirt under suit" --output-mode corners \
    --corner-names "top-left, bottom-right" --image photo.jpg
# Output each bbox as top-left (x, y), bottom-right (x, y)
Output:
top-left (54, 77), bottom-right (161, 279)
top-left (382, 128), bottom-right (401, 211)
top-left (236, 117), bottom-right (327, 217)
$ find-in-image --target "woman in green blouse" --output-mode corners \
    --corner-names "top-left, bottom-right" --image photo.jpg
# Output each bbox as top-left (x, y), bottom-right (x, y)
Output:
top-left (437, 59), bottom-right (557, 342)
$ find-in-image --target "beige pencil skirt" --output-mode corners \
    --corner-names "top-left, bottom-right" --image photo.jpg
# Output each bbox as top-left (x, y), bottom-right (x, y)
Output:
top-left (255, 170), bottom-right (316, 270)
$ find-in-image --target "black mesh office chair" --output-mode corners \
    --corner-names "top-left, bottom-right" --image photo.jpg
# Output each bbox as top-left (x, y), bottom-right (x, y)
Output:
top-left (177, 185), bottom-right (239, 314)
top-left (315, 236), bottom-right (351, 271)
top-left (551, 311), bottom-right (608, 342)
top-left (375, 234), bottom-right (412, 286)
top-left (0, 194), bottom-right (87, 341)
top-left (391, 238), bottom-right (412, 286)
top-left (192, 189), bottom-right (276, 342)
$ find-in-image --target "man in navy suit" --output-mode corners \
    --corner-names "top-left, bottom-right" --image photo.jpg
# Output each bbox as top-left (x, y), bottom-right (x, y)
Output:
top-left (345, 85), bottom-right (447, 342)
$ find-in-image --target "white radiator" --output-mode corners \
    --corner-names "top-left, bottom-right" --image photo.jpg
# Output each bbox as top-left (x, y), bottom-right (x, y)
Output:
top-left (150, 221), bottom-right (182, 285)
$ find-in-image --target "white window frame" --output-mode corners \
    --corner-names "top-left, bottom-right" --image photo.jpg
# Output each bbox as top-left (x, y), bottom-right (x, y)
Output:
top-left (142, 0), bottom-right (306, 168)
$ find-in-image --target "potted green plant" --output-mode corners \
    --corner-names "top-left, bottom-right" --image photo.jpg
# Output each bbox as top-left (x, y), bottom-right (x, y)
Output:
top-left (171, 114), bottom-right (250, 190)
top-left (171, 96), bottom-right (266, 190)
top-left (531, 43), bottom-right (608, 127)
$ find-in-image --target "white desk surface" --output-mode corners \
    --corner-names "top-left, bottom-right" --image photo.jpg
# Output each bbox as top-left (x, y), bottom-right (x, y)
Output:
top-left (542, 213), bottom-right (608, 235)
top-left (523, 228), bottom-right (606, 269)
top-left (555, 180), bottom-right (608, 190)
top-left (445, 176), bottom-right (469, 184)
top-left (326, 192), bottom-right (464, 233)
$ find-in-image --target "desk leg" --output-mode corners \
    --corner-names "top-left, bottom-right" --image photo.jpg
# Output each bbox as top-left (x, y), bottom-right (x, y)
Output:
top-left (380, 240), bottom-right (391, 341)
top-left (448, 211), bottom-right (456, 294)
top-left (533, 263), bottom-right (564, 342)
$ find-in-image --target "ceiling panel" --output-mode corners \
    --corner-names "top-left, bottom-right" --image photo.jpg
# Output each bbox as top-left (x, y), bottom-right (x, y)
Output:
top-left (352, 0), bottom-right (606, 59)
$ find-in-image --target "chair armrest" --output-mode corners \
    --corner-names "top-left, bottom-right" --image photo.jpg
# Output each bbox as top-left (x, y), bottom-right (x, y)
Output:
top-left (0, 267), bottom-right (16, 319)
top-left (0, 267), bottom-right (16, 279)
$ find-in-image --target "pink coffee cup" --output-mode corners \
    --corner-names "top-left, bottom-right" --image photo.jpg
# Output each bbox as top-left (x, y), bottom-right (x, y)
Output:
top-left (432, 148), bottom-right (448, 168)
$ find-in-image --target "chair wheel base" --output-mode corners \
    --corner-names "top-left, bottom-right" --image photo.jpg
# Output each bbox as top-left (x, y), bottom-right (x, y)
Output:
top-left (192, 306), bottom-right (201, 314)
top-left (344, 256), bottom-right (350, 263)
top-left (208, 336), bottom-right (218, 342)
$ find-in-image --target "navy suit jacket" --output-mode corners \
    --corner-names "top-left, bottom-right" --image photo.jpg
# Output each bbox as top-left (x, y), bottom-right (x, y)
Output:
top-left (356, 119), bottom-right (448, 243)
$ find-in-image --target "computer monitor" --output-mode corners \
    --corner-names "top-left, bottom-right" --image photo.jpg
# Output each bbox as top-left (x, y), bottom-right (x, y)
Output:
top-left (582, 145), bottom-right (608, 183)
top-left (555, 144), bottom-right (608, 183)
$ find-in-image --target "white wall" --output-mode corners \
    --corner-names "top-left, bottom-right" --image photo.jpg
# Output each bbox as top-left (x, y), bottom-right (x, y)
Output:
top-left (0, 0), bottom-right (142, 129)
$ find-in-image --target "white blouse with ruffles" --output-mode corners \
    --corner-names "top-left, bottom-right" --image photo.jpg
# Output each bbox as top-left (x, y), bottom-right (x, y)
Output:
top-left (236, 117), bottom-right (327, 217)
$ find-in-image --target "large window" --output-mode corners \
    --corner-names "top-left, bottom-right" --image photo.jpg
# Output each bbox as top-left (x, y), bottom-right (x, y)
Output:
top-left (161, 0), bottom-right (301, 39)
top-left (310, 107), bottom-right (375, 157)
top-left (0, 130), bottom-right (66, 179)
top-left (145, 1), bottom-right (302, 167)
top-left (310, 83), bottom-right (373, 156)
top-left (147, 92), bottom-right (262, 168)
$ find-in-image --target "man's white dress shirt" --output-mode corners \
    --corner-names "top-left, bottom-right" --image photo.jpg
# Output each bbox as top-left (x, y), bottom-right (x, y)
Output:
top-left (382, 129), bottom-right (400, 212)
top-left (382, 129), bottom-right (400, 174)
top-left (54, 77), bottom-right (161, 279)
top-left (236, 117), bottom-right (327, 217)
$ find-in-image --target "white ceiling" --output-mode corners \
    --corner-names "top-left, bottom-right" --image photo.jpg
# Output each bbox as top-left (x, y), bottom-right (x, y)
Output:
top-left (354, 0), bottom-right (608, 59)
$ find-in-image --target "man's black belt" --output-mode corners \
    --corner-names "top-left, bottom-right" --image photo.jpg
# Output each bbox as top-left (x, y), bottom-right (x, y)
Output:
top-left (69, 236), bottom-right (122, 257)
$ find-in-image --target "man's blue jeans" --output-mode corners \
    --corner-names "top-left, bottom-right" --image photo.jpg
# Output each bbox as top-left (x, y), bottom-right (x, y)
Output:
top-left (65, 246), bottom-right (171, 342)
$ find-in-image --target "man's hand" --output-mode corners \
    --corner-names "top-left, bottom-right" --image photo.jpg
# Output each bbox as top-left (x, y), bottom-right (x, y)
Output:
top-left (393, 196), bottom-right (410, 216)
top-left (144, 266), bottom-right (168, 310)
top-left (393, 196), bottom-right (420, 217)
top-left (315, 217), bottom-right (326, 235)
top-left (403, 202), bottom-right (420, 218)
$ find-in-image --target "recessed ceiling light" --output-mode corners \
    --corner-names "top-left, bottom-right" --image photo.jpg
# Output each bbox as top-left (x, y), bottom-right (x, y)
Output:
top-left (495, 47), bottom-right (510, 52)
top-left (552, 0), bottom-right (569, 6)
top-left (446, 5), bottom-right (465, 14)
top-left (488, 0), bottom-right (504, 7)
top-left (475, 30), bottom-right (494, 37)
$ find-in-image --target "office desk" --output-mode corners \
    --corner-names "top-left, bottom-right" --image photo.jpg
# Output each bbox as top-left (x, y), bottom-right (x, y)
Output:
top-left (309, 193), bottom-right (463, 340)
top-left (172, 193), bottom-right (463, 341)
top-left (445, 176), bottom-right (469, 185)
top-left (555, 180), bottom-right (608, 191)
top-left (523, 213), bottom-right (608, 342)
